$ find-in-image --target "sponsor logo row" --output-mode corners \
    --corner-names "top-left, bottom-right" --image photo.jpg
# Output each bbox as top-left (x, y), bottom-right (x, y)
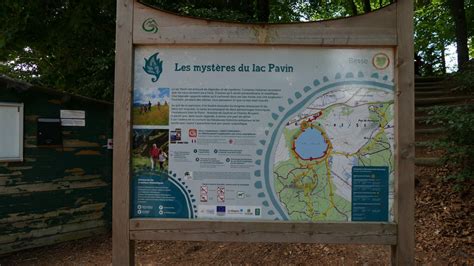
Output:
top-left (198, 205), bottom-right (262, 219)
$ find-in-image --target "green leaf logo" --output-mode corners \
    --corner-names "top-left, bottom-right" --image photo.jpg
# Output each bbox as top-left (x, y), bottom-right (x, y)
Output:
top-left (372, 53), bottom-right (390, 70)
top-left (143, 52), bottom-right (163, 83)
top-left (142, 18), bottom-right (159, 33)
top-left (376, 57), bottom-right (387, 66)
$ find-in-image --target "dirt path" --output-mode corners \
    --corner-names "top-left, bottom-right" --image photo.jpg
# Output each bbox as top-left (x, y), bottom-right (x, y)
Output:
top-left (1, 167), bottom-right (472, 265)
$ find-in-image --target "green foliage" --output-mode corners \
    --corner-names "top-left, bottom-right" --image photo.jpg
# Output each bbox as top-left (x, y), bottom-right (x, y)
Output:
top-left (298, 0), bottom-right (393, 21)
top-left (141, 0), bottom-right (394, 23)
top-left (140, 0), bottom-right (257, 22)
top-left (451, 61), bottom-right (474, 92)
top-left (414, 0), bottom-right (473, 75)
top-left (0, 0), bottom-right (471, 100)
top-left (427, 63), bottom-right (474, 183)
top-left (0, 0), bottom-right (398, 101)
top-left (0, 0), bottom-right (116, 101)
top-left (427, 105), bottom-right (474, 183)
top-left (414, 0), bottom-right (453, 75)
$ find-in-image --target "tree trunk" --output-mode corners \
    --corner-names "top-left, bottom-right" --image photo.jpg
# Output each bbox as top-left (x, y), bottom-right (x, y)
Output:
top-left (256, 0), bottom-right (270, 22)
top-left (362, 0), bottom-right (371, 13)
top-left (348, 0), bottom-right (358, 15)
top-left (449, 0), bottom-right (469, 70)
top-left (238, 0), bottom-right (255, 19)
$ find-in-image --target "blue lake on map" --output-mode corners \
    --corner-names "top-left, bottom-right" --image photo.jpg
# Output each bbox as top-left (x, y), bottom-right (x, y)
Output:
top-left (294, 127), bottom-right (328, 159)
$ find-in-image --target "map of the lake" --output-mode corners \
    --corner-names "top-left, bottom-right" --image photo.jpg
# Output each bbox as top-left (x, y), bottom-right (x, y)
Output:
top-left (294, 127), bottom-right (328, 160)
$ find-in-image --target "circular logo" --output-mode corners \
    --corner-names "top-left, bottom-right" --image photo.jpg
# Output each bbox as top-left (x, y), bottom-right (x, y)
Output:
top-left (142, 18), bottom-right (159, 33)
top-left (372, 53), bottom-right (390, 70)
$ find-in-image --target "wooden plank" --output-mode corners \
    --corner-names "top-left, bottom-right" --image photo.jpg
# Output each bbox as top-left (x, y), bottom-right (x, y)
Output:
top-left (0, 203), bottom-right (106, 228)
top-left (392, 0), bottom-right (415, 265)
top-left (130, 219), bottom-right (397, 245)
top-left (0, 219), bottom-right (106, 245)
top-left (0, 209), bottom-right (104, 235)
top-left (0, 173), bottom-right (105, 188)
top-left (113, 0), bottom-right (135, 265)
top-left (62, 139), bottom-right (101, 148)
top-left (133, 3), bottom-right (397, 46)
top-left (0, 188), bottom-right (109, 232)
top-left (0, 203), bottom-right (106, 224)
top-left (0, 178), bottom-right (107, 195)
top-left (0, 227), bottom-right (107, 255)
top-left (74, 150), bottom-right (102, 156)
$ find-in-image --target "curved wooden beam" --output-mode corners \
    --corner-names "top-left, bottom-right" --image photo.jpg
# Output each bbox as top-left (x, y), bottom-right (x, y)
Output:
top-left (133, 2), bottom-right (397, 46)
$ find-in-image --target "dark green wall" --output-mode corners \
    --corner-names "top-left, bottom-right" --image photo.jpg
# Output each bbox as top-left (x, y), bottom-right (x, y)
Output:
top-left (0, 77), bottom-right (113, 255)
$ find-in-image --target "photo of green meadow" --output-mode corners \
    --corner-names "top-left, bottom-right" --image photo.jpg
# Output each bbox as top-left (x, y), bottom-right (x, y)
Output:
top-left (133, 87), bottom-right (170, 125)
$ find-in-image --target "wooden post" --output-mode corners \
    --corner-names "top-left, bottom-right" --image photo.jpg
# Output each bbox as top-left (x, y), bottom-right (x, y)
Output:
top-left (392, 0), bottom-right (415, 265)
top-left (113, 0), bottom-right (134, 265)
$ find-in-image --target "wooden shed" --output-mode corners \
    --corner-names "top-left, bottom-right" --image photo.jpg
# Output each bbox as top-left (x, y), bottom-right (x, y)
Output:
top-left (0, 75), bottom-right (113, 255)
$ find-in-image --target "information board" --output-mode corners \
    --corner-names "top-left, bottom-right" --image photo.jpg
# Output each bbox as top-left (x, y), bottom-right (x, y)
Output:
top-left (131, 47), bottom-right (394, 222)
top-left (113, 1), bottom-right (415, 264)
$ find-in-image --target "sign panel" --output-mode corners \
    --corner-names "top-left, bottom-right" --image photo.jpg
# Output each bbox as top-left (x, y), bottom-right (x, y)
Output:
top-left (351, 166), bottom-right (389, 221)
top-left (60, 110), bottom-right (86, 127)
top-left (61, 118), bottom-right (86, 127)
top-left (131, 46), bottom-right (394, 222)
top-left (60, 110), bottom-right (86, 119)
top-left (0, 103), bottom-right (23, 161)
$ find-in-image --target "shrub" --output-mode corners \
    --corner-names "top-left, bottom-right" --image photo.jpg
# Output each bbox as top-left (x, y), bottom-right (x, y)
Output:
top-left (427, 61), bottom-right (474, 184)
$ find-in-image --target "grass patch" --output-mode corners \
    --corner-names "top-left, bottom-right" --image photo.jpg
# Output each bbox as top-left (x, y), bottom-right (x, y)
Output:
top-left (132, 155), bottom-right (168, 172)
top-left (133, 105), bottom-right (169, 125)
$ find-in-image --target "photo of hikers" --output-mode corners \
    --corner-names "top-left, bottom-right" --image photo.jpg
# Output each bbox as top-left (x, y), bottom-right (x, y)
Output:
top-left (132, 129), bottom-right (169, 172)
top-left (133, 87), bottom-right (170, 125)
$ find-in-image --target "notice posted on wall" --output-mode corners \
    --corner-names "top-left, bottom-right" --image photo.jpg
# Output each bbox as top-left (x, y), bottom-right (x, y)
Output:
top-left (131, 46), bottom-right (394, 222)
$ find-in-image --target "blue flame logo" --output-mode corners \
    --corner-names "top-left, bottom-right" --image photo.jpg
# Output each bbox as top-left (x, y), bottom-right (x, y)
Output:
top-left (143, 52), bottom-right (163, 82)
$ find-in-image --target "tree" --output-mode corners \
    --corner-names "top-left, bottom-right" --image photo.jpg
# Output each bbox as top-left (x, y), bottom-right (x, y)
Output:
top-left (257, 0), bottom-right (271, 22)
top-left (414, 0), bottom-right (473, 74)
top-left (414, 0), bottom-right (453, 75)
top-left (294, 0), bottom-right (392, 21)
top-left (362, 0), bottom-right (372, 13)
top-left (0, 0), bottom-right (116, 100)
top-left (449, 0), bottom-right (470, 70)
top-left (348, 0), bottom-right (358, 16)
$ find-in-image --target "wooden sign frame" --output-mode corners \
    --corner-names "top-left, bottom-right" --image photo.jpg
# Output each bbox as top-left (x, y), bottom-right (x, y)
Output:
top-left (113, 1), bottom-right (414, 265)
